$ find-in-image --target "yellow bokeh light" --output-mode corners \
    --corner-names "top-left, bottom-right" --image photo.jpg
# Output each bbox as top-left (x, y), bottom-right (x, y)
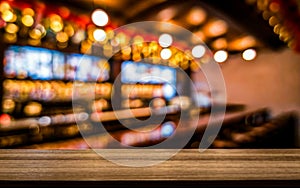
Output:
top-left (121, 46), bottom-right (132, 56)
top-left (64, 24), bottom-right (75, 37)
top-left (22, 8), bottom-right (35, 16)
top-left (29, 28), bottom-right (42, 39)
top-left (106, 29), bottom-right (114, 39)
top-left (22, 15), bottom-right (34, 27)
top-left (50, 14), bottom-right (62, 22)
top-left (0, 2), bottom-right (10, 12)
top-left (28, 38), bottom-right (41, 46)
top-left (56, 32), bottom-right (69, 43)
top-left (4, 33), bottom-right (17, 43)
top-left (5, 23), bottom-right (19, 34)
top-left (133, 35), bottom-right (144, 44)
top-left (50, 20), bottom-right (63, 32)
top-left (2, 10), bottom-right (14, 22)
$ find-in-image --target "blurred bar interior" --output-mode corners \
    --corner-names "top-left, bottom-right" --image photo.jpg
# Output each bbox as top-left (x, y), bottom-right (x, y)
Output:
top-left (0, 0), bottom-right (299, 149)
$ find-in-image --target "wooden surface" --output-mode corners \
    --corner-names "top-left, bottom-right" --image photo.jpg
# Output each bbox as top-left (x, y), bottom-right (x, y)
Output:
top-left (0, 149), bottom-right (299, 187)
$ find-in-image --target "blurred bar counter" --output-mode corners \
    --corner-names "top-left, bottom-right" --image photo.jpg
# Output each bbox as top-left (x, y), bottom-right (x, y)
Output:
top-left (9, 106), bottom-right (298, 149)
top-left (0, 149), bottom-right (299, 187)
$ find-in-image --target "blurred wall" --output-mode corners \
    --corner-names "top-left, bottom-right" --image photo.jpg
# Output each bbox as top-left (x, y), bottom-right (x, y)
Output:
top-left (221, 48), bottom-right (300, 116)
top-left (221, 47), bottom-right (300, 146)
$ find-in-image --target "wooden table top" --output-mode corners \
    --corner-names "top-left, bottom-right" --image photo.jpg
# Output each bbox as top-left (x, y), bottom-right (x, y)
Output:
top-left (0, 149), bottom-right (299, 187)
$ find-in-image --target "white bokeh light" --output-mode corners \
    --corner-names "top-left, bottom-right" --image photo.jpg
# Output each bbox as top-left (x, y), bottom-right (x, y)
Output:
top-left (158, 33), bottom-right (173, 47)
top-left (192, 45), bottom-right (206, 58)
top-left (91, 9), bottom-right (109, 27)
top-left (160, 48), bottom-right (172, 60)
top-left (93, 29), bottom-right (106, 41)
top-left (242, 49), bottom-right (257, 61)
top-left (214, 50), bottom-right (228, 63)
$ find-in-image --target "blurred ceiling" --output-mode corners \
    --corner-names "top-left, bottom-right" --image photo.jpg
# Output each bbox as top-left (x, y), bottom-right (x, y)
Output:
top-left (3, 0), bottom-right (300, 55)
top-left (60, 0), bottom-right (285, 52)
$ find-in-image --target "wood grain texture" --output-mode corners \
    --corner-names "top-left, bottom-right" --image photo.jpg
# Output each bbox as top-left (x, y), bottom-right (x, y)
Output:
top-left (0, 149), bottom-right (299, 182)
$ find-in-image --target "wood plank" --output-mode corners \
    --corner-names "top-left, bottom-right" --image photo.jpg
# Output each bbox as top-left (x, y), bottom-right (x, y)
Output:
top-left (0, 149), bottom-right (299, 182)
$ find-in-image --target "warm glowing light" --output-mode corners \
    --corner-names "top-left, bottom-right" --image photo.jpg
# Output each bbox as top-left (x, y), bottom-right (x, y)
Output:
top-left (257, 0), bottom-right (268, 10)
top-left (149, 41), bottom-right (159, 51)
top-left (0, 114), bottom-right (11, 127)
top-left (269, 2), bottom-right (280, 13)
top-left (203, 19), bottom-right (228, 37)
top-left (151, 98), bottom-right (166, 109)
top-left (279, 27), bottom-right (290, 42)
top-left (4, 33), bottom-right (17, 43)
top-left (22, 8), bottom-right (35, 16)
top-left (28, 38), bottom-right (41, 46)
top-left (24, 102), bottom-right (42, 116)
top-left (228, 36), bottom-right (256, 51)
top-left (116, 32), bottom-right (128, 46)
top-left (50, 21), bottom-right (63, 32)
top-left (64, 24), bottom-right (74, 37)
top-left (190, 60), bottom-right (200, 72)
top-left (133, 35), bottom-right (144, 44)
top-left (50, 14), bottom-right (62, 22)
top-left (186, 7), bottom-right (206, 25)
top-left (87, 25), bottom-right (96, 41)
top-left (2, 10), bottom-right (13, 22)
top-left (0, 2), bottom-right (10, 12)
top-left (93, 28), bottom-right (106, 41)
top-left (191, 30), bottom-right (206, 43)
top-left (211, 38), bottom-right (227, 50)
top-left (192, 45), bottom-right (206, 58)
top-left (242, 49), bottom-right (257, 61)
top-left (29, 28), bottom-right (42, 39)
top-left (21, 15), bottom-right (34, 27)
top-left (2, 99), bottom-right (15, 112)
top-left (132, 53), bottom-right (141, 62)
top-left (262, 11), bottom-right (271, 20)
top-left (121, 46), bottom-right (132, 55)
top-left (160, 48), bottom-right (172, 60)
top-left (273, 24), bottom-right (281, 34)
top-left (91, 9), bottom-right (109, 26)
top-left (58, 6), bottom-right (70, 18)
top-left (158, 33), bottom-right (173, 47)
top-left (157, 7), bottom-right (176, 21)
top-left (80, 40), bottom-right (92, 53)
top-left (214, 50), bottom-right (228, 63)
top-left (106, 29), bottom-right (114, 39)
top-left (5, 23), bottom-right (18, 34)
top-left (50, 14), bottom-right (63, 32)
top-left (269, 16), bottom-right (278, 26)
top-left (56, 31), bottom-right (69, 43)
